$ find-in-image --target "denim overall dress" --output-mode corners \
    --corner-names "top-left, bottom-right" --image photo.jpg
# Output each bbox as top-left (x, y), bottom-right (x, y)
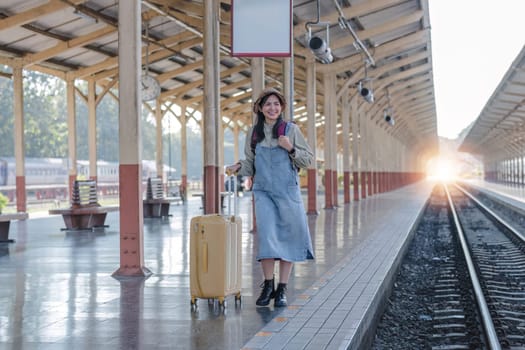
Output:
top-left (252, 143), bottom-right (315, 262)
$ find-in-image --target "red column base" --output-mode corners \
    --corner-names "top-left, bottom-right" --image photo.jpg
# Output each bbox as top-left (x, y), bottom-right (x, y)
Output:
top-left (112, 266), bottom-right (152, 278)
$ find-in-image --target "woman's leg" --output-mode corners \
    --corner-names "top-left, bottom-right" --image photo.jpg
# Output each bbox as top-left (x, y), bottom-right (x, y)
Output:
top-left (274, 260), bottom-right (293, 307)
top-left (261, 258), bottom-right (275, 280)
top-left (256, 259), bottom-right (276, 306)
top-left (278, 260), bottom-right (293, 283)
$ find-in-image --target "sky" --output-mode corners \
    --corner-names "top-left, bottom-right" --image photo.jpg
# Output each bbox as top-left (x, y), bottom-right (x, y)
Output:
top-left (428, 0), bottom-right (525, 139)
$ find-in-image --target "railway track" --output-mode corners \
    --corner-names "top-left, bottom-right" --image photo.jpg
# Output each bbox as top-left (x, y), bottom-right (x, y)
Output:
top-left (449, 184), bottom-right (525, 349)
top-left (372, 183), bottom-right (525, 349)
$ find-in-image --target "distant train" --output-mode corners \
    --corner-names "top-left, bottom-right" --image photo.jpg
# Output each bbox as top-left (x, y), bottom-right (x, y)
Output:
top-left (0, 157), bottom-right (176, 202)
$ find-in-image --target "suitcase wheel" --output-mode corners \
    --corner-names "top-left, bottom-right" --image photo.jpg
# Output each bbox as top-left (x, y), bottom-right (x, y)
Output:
top-left (218, 297), bottom-right (225, 308)
top-left (190, 297), bottom-right (197, 309)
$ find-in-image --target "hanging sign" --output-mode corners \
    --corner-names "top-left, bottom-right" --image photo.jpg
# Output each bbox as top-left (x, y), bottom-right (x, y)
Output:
top-left (231, 0), bottom-right (292, 57)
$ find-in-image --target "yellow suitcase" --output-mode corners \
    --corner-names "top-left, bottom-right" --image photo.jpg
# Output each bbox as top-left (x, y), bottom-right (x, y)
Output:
top-left (190, 213), bottom-right (242, 308)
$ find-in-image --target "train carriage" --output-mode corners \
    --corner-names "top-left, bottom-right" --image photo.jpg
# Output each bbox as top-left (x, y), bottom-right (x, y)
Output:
top-left (0, 157), bottom-right (175, 203)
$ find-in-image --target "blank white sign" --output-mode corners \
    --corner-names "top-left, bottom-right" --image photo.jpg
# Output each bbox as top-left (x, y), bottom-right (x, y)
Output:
top-left (231, 0), bottom-right (292, 57)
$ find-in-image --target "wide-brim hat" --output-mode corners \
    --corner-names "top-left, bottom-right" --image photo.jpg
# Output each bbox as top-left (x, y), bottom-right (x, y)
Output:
top-left (253, 88), bottom-right (287, 113)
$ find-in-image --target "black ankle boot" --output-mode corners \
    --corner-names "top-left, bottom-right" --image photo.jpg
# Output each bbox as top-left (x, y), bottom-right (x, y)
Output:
top-left (274, 283), bottom-right (287, 307)
top-left (256, 278), bottom-right (275, 306)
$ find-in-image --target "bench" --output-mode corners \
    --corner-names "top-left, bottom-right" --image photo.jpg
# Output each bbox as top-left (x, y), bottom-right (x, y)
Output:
top-left (167, 179), bottom-right (185, 204)
top-left (143, 177), bottom-right (180, 218)
top-left (49, 180), bottom-right (118, 231)
top-left (192, 192), bottom-right (229, 211)
top-left (0, 212), bottom-right (29, 243)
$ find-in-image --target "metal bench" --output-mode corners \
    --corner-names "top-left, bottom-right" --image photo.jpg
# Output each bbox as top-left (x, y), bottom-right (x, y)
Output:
top-left (0, 212), bottom-right (29, 243)
top-left (166, 179), bottom-right (185, 204)
top-left (192, 192), bottom-right (229, 211)
top-left (48, 180), bottom-right (118, 230)
top-left (143, 177), bottom-right (179, 218)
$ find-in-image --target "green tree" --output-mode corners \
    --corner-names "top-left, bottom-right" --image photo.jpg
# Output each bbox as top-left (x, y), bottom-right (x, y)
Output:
top-left (0, 73), bottom-right (14, 156)
top-left (73, 83), bottom-right (158, 163)
top-left (23, 71), bottom-right (68, 157)
top-left (141, 106), bottom-right (158, 162)
top-left (97, 94), bottom-right (120, 161)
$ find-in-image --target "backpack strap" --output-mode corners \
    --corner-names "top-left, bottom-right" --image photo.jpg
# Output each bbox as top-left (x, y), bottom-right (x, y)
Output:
top-left (250, 128), bottom-right (257, 154)
top-left (278, 121), bottom-right (299, 171)
top-left (277, 120), bottom-right (289, 137)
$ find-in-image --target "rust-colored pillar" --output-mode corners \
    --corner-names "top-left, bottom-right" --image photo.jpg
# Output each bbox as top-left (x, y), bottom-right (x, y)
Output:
top-left (359, 105), bottom-right (367, 200)
top-left (202, 0), bottom-right (221, 214)
top-left (66, 79), bottom-right (77, 201)
top-left (307, 168), bottom-right (318, 214)
top-left (13, 67), bottom-right (27, 213)
top-left (180, 105), bottom-right (188, 197)
top-left (344, 171), bottom-right (351, 203)
top-left (203, 167), bottom-right (218, 214)
top-left (351, 97), bottom-right (360, 201)
top-left (306, 58), bottom-right (318, 214)
top-left (324, 169), bottom-right (333, 209)
top-left (113, 0), bottom-right (150, 277)
top-left (361, 172), bottom-right (367, 199)
top-left (332, 170), bottom-right (338, 207)
top-left (155, 98), bottom-right (163, 180)
top-left (88, 80), bottom-right (97, 182)
top-left (324, 73), bottom-right (337, 208)
top-left (353, 172), bottom-right (359, 201)
top-left (367, 171), bottom-right (373, 196)
top-left (15, 177), bottom-right (26, 212)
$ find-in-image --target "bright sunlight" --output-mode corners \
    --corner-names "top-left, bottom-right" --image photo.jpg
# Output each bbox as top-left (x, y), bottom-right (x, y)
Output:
top-left (427, 157), bottom-right (457, 181)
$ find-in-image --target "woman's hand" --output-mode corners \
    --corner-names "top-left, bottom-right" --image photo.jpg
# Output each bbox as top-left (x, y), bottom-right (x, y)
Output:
top-left (278, 135), bottom-right (293, 152)
top-left (225, 163), bottom-right (241, 176)
top-left (244, 176), bottom-right (253, 190)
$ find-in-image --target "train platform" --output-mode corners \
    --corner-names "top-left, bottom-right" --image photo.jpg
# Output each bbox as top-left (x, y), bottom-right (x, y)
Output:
top-left (1, 180), bottom-right (435, 350)
top-left (460, 179), bottom-right (525, 213)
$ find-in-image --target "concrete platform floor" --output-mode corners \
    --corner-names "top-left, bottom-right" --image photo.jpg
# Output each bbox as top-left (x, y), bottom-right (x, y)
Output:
top-left (0, 182), bottom-right (433, 350)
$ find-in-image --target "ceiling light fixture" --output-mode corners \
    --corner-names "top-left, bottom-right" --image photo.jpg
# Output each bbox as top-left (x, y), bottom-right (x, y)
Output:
top-left (305, 0), bottom-right (333, 64)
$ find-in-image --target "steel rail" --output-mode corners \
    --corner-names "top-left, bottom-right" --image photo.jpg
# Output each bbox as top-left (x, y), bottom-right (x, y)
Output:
top-left (443, 184), bottom-right (502, 350)
top-left (454, 183), bottom-right (525, 244)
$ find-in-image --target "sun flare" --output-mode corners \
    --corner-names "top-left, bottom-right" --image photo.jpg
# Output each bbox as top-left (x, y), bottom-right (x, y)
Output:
top-left (427, 158), bottom-right (456, 181)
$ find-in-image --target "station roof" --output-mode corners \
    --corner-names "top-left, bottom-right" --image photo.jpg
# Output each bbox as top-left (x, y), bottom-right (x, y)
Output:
top-left (459, 45), bottom-right (525, 158)
top-left (0, 0), bottom-right (438, 156)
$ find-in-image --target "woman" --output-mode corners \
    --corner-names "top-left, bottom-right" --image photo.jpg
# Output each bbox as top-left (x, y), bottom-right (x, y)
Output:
top-left (226, 88), bottom-right (315, 307)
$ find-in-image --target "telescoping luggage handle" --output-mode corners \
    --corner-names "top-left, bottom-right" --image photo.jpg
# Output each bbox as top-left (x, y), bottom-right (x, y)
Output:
top-left (226, 175), bottom-right (238, 217)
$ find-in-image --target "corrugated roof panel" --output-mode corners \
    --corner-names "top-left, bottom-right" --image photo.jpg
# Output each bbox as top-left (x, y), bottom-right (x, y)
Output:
top-left (55, 17), bottom-right (109, 37)
top-left (91, 33), bottom-right (119, 51)
top-left (358, 0), bottom-right (419, 28)
top-left (1, 0), bottom-right (48, 12)
top-left (7, 33), bottom-right (57, 53)
top-left (0, 27), bottom-right (45, 46)
top-left (59, 49), bottom-right (110, 67)
top-left (371, 22), bottom-right (421, 48)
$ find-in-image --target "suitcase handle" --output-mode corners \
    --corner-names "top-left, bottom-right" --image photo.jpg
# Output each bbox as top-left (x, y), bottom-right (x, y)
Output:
top-left (226, 175), bottom-right (238, 217)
